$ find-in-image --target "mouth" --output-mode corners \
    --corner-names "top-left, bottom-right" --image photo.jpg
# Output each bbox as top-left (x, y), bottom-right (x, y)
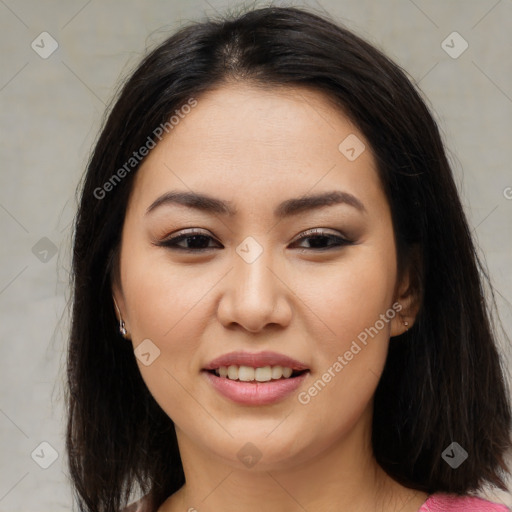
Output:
top-left (202, 351), bottom-right (310, 405)
top-left (202, 350), bottom-right (310, 381)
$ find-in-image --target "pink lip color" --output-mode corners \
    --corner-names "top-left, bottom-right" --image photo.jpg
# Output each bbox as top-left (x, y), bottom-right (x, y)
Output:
top-left (203, 350), bottom-right (309, 371)
top-left (202, 370), bottom-right (309, 405)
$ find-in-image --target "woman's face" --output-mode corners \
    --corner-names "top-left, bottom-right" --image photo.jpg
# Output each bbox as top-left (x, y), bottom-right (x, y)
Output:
top-left (113, 83), bottom-right (411, 470)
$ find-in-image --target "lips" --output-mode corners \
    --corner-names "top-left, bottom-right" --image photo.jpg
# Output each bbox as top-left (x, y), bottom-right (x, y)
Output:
top-left (202, 351), bottom-right (310, 405)
top-left (203, 350), bottom-right (309, 372)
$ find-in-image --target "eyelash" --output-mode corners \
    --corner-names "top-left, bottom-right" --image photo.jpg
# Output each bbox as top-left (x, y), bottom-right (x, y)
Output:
top-left (154, 228), bottom-right (353, 253)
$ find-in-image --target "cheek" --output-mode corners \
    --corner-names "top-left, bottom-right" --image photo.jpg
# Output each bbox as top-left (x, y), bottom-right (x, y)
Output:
top-left (119, 238), bottom-right (237, 408)
top-left (121, 239), bottom-right (216, 342)
top-left (296, 246), bottom-right (397, 412)
top-left (302, 246), bottom-right (397, 344)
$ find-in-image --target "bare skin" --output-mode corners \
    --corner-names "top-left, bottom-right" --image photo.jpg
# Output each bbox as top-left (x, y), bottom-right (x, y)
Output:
top-left (112, 83), bottom-right (428, 512)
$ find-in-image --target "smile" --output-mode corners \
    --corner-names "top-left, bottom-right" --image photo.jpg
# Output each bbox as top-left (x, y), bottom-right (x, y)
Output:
top-left (202, 351), bottom-right (310, 405)
top-left (210, 365), bottom-right (306, 381)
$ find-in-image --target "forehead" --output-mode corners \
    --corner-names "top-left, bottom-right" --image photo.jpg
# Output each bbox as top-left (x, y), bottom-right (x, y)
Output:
top-left (128, 83), bottom-right (384, 215)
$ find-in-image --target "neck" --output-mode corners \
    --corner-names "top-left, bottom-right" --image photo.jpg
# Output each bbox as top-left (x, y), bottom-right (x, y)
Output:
top-left (160, 407), bottom-right (427, 512)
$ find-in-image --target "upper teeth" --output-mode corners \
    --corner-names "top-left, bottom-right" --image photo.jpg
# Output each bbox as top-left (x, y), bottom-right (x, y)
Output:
top-left (214, 365), bottom-right (294, 381)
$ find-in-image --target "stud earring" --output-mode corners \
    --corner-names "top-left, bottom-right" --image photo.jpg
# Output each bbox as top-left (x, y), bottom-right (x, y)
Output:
top-left (403, 320), bottom-right (409, 330)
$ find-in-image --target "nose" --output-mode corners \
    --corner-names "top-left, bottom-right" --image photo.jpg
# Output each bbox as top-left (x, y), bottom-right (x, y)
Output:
top-left (216, 247), bottom-right (292, 333)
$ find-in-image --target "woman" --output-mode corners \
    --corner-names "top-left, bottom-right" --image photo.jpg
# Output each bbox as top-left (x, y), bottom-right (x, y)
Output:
top-left (66, 5), bottom-right (512, 512)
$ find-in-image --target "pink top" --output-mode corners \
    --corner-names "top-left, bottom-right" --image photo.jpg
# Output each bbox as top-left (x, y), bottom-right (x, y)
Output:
top-left (123, 492), bottom-right (511, 511)
top-left (419, 493), bottom-right (510, 511)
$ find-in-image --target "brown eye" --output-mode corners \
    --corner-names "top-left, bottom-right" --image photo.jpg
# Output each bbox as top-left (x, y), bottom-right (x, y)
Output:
top-left (154, 229), bottom-right (222, 252)
top-left (291, 228), bottom-right (353, 251)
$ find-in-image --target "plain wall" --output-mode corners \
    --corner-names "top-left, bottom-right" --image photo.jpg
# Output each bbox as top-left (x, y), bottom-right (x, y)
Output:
top-left (0, 0), bottom-right (511, 510)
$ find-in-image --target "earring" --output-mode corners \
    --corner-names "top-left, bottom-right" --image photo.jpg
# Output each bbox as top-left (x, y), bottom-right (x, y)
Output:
top-left (113, 296), bottom-right (129, 339)
top-left (119, 319), bottom-right (128, 338)
top-left (403, 320), bottom-right (409, 330)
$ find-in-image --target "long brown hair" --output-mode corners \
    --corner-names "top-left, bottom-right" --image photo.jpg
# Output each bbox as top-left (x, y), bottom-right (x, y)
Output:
top-left (67, 5), bottom-right (512, 511)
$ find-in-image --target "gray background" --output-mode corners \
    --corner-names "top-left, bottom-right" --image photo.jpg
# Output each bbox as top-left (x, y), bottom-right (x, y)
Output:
top-left (1, 0), bottom-right (511, 510)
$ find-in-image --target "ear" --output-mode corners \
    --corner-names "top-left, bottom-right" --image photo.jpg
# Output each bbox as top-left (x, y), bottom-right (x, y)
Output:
top-left (111, 282), bottom-right (126, 325)
top-left (111, 276), bottom-right (131, 340)
top-left (110, 248), bottom-right (129, 329)
top-left (390, 245), bottom-right (422, 337)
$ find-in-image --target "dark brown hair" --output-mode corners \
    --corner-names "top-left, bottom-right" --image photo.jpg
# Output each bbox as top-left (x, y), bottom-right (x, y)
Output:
top-left (66, 5), bottom-right (512, 511)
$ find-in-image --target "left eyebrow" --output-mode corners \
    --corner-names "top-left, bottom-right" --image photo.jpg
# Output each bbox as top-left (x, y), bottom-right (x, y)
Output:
top-left (145, 190), bottom-right (367, 217)
top-left (275, 190), bottom-right (366, 216)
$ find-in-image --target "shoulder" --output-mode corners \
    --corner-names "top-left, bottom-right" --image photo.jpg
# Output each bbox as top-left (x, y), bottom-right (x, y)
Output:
top-left (419, 493), bottom-right (510, 511)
